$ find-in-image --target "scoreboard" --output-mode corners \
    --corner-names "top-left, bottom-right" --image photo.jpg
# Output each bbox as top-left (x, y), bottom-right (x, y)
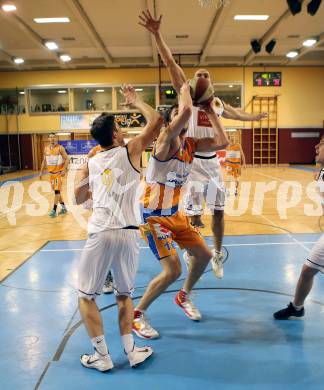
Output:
top-left (253, 72), bottom-right (281, 87)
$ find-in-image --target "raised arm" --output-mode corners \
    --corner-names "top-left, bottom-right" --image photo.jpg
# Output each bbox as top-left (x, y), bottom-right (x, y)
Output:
top-left (222, 102), bottom-right (268, 121)
top-left (195, 99), bottom-right (229, 152)
top-left (139, 10), bottom-right (186, 93)
top-left (124, 85), bottom-right (164, 169)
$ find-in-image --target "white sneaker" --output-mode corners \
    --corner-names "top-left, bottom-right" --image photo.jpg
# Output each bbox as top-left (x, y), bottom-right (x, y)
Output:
top-left (80, 352), bottom-right (114, 372)
top-left (174, 290), bottom-right (202, 321)
top-left (127, 345), bottom-right (153, 368)
top-left (211, 249), bottom-right (224, 279)
top-left (132, 311), bottom-right (160, 339)
top-left (102, 272), bottom-right (113, 294)
top-left (183, 251), bottom-right (194, 271)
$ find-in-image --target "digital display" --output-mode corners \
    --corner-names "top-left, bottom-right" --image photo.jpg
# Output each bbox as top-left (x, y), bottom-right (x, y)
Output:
top-left (253, 72), bottom-right (281, 87)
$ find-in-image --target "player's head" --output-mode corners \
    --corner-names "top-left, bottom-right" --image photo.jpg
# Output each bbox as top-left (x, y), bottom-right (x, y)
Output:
top-left (194, 68), bottom-right (211, 81)
top-left (49, 133), bottom-right (58, 145)
top-left (167, 104), bottom-right (189, 135)
top-left (91, 113), bottom-right (124, 147)
top-left (315, 138), bottom-right (324, 164)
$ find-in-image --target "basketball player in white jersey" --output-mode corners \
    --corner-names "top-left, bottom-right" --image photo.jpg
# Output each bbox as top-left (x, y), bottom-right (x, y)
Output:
top-left (39, 133), bottom-right (69, 217)
top-left (274, 139), bottom-right (324, 320)
top-left (139, 10), bottom-right (267, 278)
top-left (74, 85), bottom-right (163, 371)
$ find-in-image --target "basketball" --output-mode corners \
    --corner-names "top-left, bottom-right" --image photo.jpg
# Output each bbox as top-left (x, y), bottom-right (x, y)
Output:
top-left (189, 77), bottom-right (215, 106)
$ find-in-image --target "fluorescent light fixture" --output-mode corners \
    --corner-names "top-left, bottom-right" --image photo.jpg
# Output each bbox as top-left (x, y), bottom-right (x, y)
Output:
top-left (19, 91), bottom-right (25, 95)
top-left (96, 89), bottom-right (105, 92)
top-left (135, 88), bottom-right (143, 92)
top-left (303, 38), bottom-right (317, 47)
top-left (56, 132), bottom-right (71, 136)
top-left (226, 128), bottom-right (237, 132)
top-left (34, 17), bottom-right (70, 23)
top-left (286, 51), bottom-right (298, 58)
top-left (234, 15), bottom-right (269, 21)
top-left (229, 84), bottom-right (234, 88)
top-left (2, 4), bottom-right (17, 12)
top-left (14, 58), bottom-right (24, 64)
top-left (60, 54), bottom-right (71, 62)
top-left (45, 41), bottom-right (58, 50)
top-left (58, 90), bottom-right (67, 94)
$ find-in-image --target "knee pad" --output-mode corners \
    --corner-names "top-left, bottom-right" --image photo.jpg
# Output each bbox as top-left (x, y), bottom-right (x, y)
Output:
top-left (54, 190), bottom-right (60, 195)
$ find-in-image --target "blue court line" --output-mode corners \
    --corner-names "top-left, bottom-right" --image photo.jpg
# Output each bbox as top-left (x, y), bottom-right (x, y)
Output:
top-left (0, 173), bottom-right (39, 186)
top-left (289, 165), bottom-right (317, 173)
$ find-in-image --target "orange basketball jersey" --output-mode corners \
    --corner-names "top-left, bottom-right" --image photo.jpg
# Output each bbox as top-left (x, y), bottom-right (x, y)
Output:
top-left (45, 145), bottom-right (65, 174)
top-left (226, 144), bottom-right (241, 165)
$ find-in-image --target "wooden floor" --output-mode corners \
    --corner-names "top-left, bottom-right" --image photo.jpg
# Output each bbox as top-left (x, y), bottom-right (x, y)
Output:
top-left (0, 166), bottom-right (321, 281)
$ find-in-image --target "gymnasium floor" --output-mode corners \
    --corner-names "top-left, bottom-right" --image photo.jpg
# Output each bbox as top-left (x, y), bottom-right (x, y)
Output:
top-left (1, 166), bottom-right (324, 389)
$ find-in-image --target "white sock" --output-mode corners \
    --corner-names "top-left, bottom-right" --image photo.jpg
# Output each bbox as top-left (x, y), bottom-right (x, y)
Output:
top-left (121, 334), bottom-right (135, 353)
top-left (292, 302), bottom-right (304, 311)
top-left (91, 335), bottom-right (108, 358)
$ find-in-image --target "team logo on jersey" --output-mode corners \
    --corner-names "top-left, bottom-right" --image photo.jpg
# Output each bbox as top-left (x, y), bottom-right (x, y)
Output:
top-left (101, 168), bottom-right (114, 192)
top-left (152, 223), bottom-right (172, 240)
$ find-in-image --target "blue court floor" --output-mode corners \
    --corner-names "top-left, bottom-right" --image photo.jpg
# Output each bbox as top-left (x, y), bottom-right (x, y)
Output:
top-left (2, 233), bottom-right (324, 389)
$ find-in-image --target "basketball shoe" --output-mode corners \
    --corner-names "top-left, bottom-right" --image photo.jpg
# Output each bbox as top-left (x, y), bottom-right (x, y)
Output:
top-left (132, 310), bottom-right (159, 339)
top-left (127, 344), bottom-right (153, 368)
top-left (211, 249), bottom-right (224, 279)
top-left (174, 289), bottom-right (201, 321)
top-left (49, 209), bottom-right (56, 218)
top-left (80, 351), bottom-right (114, 372)
top-left (102, 272), bottom-right (113, 294)
top-left (273, 302), bottom-right (305, 320)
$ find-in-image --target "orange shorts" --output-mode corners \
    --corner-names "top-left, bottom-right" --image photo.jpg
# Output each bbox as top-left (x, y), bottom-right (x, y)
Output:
top-left (226, 163), bottom-right (241, 179)
top-left (50, 173), bottom-right (63, 191)
top-left (140, 211), bottom-right (205, 260)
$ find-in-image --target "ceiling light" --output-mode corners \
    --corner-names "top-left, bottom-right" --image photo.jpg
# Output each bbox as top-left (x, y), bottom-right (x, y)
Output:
top-left (251, 39), bottom-right (261, 53)
top-left (96, 89), bottom-right (105, 92)
top-left (127, 130), bottom-right (141, 134)
top-left (135, 88), bottom-right (143, 92)
top-left (45, 41), bottom-right (58, 50)
top-left (228, 85), bottom-right (234, 88)
top-left (2, 3), bottom-right (16, 12)
top-left (234, 15), bottom-right (269, 20)
top-left (307, 0), bottom-right (322, 15)
top-left (19, 91), bottom-right (25, 95)
top-left (286, 51), bottom-right (299, 58)
top-left (56, 132), bottom-right (71, 136)
top-left (265, 39), bottom-right (276, 54)
top-left (14, 58), bottom-right (24, 64)
top-left (34, 17), bottom-right (70, 23)
top-left (287, 0), bottom-right (302, 15)
top-left (303, 38), bottom-right (317, 47)
top-left (58, 90), bottom-right (67, 94)
top-left (60, 54), bottom-right (71, 62)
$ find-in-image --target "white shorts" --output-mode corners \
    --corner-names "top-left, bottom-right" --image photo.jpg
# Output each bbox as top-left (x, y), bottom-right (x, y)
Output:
top-left (77, 229), bottom-right (140, 299)
top-left (183, 156), bottom-right (225, 215)
top-left (305, 234), bottom-right (324, 273)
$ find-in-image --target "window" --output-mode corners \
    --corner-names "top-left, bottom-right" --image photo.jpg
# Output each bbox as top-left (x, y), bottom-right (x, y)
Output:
top-left (0, 89), bottom-right (25, 115)
top-left (213, 84), bottom-right (243, 108)
top-left (29, 88), bottom-right (70, 113)
top-left (117, 86), bottom-right (156, 110)
top-left (73, 87), bottom-right (112, 112)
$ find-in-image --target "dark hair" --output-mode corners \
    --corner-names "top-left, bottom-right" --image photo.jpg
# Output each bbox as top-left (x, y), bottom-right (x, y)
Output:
top-left (49, 132), bottom-right (56, 137)
top-left (166, 104), bottom-right (179, 124)
top-left (90, 113), bottom-right (116, 147)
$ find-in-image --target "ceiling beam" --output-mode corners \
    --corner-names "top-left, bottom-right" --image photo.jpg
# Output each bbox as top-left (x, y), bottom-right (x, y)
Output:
top-left (199, 3), bottom-right (229, 65)
top-left (145, 0), bottom-right (159, 65)
top-left (0, 11), bottom-right (67, 68)
top-left (65, 0), bottom-right (113, 66)
top-left (285, 32), bottom-right (324, 64)
top-left (243, 0), bottom-right (306, 66)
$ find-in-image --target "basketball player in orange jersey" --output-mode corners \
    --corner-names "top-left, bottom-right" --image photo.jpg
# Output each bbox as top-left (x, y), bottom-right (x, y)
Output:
top-left (139, 10), bottom-right (267, 279)
top-left (39, 133), bottom-right (69, 217)
top-left (225, 136), bottom-right (246, 196)
top-left (132, 81), bottom-right (228, 339)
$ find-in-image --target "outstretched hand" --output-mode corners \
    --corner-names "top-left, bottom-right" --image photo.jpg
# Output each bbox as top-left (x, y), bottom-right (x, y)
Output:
top-left (139, 9), bottom-right (162, 34)
top-left (120, 84), bottom-right (138, 107)
top-left (256, 112), bottom-right (268, 120)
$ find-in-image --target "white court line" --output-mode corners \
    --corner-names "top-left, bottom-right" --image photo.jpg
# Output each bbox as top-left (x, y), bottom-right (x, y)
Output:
top-left (259, 213), bottom-right (311, 253)
top-left (0, 241), bottom-right (318, 254)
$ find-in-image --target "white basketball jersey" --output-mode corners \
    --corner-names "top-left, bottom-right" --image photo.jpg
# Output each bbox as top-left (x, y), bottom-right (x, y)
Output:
top-left (87, 146), bottom-right (140, 233)
top-left (187, 106), bottom-right (222, 161)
